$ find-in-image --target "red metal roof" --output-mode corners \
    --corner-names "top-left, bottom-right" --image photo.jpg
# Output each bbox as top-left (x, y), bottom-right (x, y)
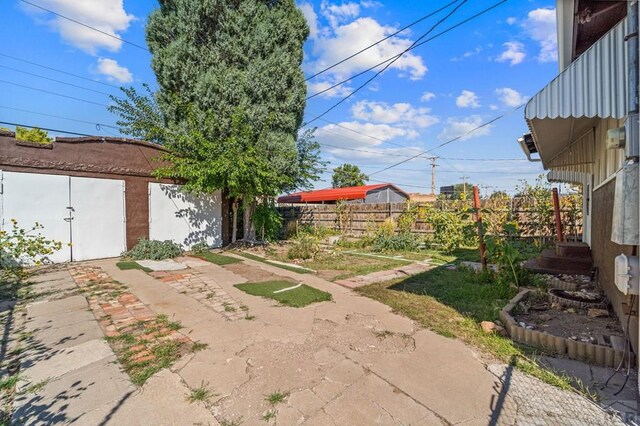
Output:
top-left (277, 183), bottom-right (407, 203)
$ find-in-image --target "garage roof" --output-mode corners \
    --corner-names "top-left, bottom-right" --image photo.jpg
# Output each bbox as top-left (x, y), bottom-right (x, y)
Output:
top-left (277, 183), bottom-right (407, 203)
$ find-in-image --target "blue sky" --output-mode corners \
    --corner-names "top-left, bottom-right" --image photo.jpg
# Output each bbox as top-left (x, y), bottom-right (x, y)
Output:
top-left (0, 0), bottom-right (560, 194)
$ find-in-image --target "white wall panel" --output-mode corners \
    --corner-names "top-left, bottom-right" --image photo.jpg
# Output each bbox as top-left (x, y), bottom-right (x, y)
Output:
top-left (0, 171), bottom-right (71, 263)
top-left (149, 183), bottom-right (222, 249)
top-left (70, 177), bottom-right (126, 261)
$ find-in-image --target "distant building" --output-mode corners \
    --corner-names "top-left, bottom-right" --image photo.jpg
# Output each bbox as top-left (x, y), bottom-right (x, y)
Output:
top-left (277, 183), bottom-right (409, 204)
top-left (439, 185), bottom-right (455, 197)
top-left (408, 193), bottom-right (436, 203)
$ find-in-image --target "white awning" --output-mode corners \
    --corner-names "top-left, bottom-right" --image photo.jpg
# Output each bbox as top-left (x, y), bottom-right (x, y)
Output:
top-left (525, 19), bottom-right (628, 166)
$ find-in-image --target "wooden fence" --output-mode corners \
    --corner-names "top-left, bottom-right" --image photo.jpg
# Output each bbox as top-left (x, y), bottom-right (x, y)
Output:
top-left (277, 196), bottom-right (582, 239)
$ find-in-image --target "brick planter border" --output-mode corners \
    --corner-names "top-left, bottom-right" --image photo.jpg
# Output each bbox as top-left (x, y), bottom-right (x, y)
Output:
top-left (499, 289), bottom-right (631, 368)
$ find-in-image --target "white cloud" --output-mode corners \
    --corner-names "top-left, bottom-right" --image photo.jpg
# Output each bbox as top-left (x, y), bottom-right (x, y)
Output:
top-left (523, 8), bottom-right (557, 62)
top-left (438, 115), bottom-right (493, 141)
top-left (495, 87), bottom-right (528, 107)
top-left (316, 121), bottom-right (419, 149)
top-left (496, 41), bottom-right (526, 66)
top-left (420, 92), bottom-right (436, 102)
top-left (455, 90), bottom-right (480, 108)
top-left (351, 100), bottom-right (438, 128)
top-left (306, 80), bottom-right (353, 99)
top-left (451, 46), bottom-right (482, 62)
top-left (489, 104), bottom-right (499, 111)
top-left (299, 2), bottom-right (319, 40)
top-left (96, 58), bottom-right (133, 83)
top-left (506, 17), bottom-right (517, 25)
top-left (321, 1), bottom-right (360, 28)
top-left (22, 0), bottom-right (135, 54)
top-left (307, 11), bottom-right (427, 81)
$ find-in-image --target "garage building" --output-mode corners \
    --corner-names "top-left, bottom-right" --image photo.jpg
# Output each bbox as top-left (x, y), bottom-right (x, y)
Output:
top-left (0, 130), bottom-right (228, 262)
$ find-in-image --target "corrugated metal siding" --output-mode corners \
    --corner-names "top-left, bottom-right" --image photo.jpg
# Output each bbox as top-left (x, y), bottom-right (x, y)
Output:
top-left (525, 19), bottom-right (628, 121)
top-left (547, 169), bottom-right (591, 185)
top-left (546, 128), bottom-right (595, 173)
top-left (594, 118), bottom-right (626, 185)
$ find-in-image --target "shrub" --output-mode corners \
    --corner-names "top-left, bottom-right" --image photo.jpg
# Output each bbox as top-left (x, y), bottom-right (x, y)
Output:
top-left (190, 241), bottom-right (209, 255)
top-left (0, 220), bottom-right (62, 281)
top-left (15, 126), bottom-right (52, 144)
top-left (287, 234), bottom-right (319, 260)
top-left (424, 208), bottom-right (466, 254)
top-left (123, 238), bottom-right (183, 260)
top-left (253, 199), bottom-right (282, 242)
top-left (372, 233), bottom-right (419, 252)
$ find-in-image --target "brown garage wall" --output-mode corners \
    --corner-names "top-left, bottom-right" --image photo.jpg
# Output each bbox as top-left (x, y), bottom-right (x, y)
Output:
top-left (591, 178), bottom-right (638, 353)
top-left (0, 134), bottom-right (230, 249)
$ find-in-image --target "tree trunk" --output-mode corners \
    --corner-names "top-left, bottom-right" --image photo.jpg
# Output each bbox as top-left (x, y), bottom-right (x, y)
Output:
top-left (242, 197), bottom-right (256, 242)
top-left (231, 199), bottom-right (239, 244)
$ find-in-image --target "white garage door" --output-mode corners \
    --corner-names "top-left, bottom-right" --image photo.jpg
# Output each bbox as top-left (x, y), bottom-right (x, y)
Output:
top-left (0, 171), bottom-right (71, 263)
top-left (70, 176), bottom-right (126, 261)
top-left (149, 183), bottom-right (222, 249)
top-left (0, 171), bottom-right (126, 262)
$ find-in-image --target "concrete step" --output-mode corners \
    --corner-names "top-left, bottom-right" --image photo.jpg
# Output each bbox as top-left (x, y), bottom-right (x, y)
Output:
top-left (555, 242), bottom-right (591, 258)
top-left (524, 257), bottom-right (593, 276)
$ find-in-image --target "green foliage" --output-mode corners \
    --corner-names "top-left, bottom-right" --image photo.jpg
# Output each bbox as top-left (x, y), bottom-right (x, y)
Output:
top-left (15, 126), bottom-right (52, 144)
top-left (116, 261), bottom-right (152, 273)
top-left (397, 202), bottom-right (424, 234)
top-left (0, 220), bottom-right (62, 281)
top-left (253, 199), bottom-right (282, 242)
top-left (331, 164), bottom-right (368, 188)
top-left (123, 238), bottom-right (183, 260)
top-left (372, 233), bottom-right (419, 252)
top-left (514, 176), bottom-right (554, 243)
top-left (190, 241), bottom-right (210, 255)
top-left (287, 234), bottom-right (320, 260)
top-left (108, 84), bottom-right (165, 143)
top-left (423, 207), bottom-right (467, 254)
top-left (0, 127), bottom-right (11, 132)
top-left (288, 128), bottom-right (327, 192)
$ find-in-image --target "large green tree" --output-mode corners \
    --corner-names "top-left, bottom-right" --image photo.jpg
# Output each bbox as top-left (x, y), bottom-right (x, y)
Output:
top-left (332, 164), bottom-right (368, 188)
top-left (111, 0), bottom-right (314, 242)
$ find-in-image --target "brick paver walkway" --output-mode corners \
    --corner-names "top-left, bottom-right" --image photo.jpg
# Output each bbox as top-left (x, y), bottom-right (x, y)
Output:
top-left (150, 266), bottom-right (247, 320)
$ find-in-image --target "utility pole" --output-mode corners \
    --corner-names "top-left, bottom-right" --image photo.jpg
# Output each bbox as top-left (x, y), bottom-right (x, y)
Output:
top-left (460, 175), bottom-right (469, 197)
top-left (430, 157), bottom-right (437, 195)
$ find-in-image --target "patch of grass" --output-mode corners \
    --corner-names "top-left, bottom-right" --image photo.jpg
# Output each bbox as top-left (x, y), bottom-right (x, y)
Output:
top-left (235, 281), bottom-right (332, 308)
top-left (219, 417), bottom-right (243, 426)
top-left (232, 251), bottom-right (312, 274)
top-left (116, 261), bottom-right (152, 273)
top-left (356, 266), bottom-right (576, 393)
top-left (262, 410), bottom-right (277, 422)
top-left (0, 374), bottom-right (20, 391)
top-left (191, 342), bottom-right (208, 352)
top-left (265, 390), bottom-right (289, 405)
top-left (19, 379), bottom-right (49, 395)
top-left (299, 252), bottom-right (410, 281)
top-left (244, 314), bottom-right (256, 321)
top-left (187, 381), bottom-right (215, 403)
top-left (193, 252), bottom-right (241, 266)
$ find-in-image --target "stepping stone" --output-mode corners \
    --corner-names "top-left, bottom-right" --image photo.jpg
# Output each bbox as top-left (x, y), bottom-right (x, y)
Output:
top-left (137, 259), bottom-right (189, 271)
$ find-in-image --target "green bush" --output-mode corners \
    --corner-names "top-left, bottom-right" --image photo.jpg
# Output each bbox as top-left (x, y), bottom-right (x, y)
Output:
top-left (123, 238), bottom-right (183, 260)
top-left (424, 208), bottom-right (466, 254)
top-left (0, 220), bottom-right (62, 281)
top-left (15, 126), bottom-right (52, 144)
top-left (190, 241), bottom-right (210, 255)
top-left (287, 234), bottom-right (319, 260)
top-left (253, 200), bottom-right (282, 242)
top-left (372, 233), bottom-right (419, 252)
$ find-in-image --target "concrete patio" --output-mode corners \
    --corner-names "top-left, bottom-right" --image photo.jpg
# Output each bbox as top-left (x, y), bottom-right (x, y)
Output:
top-left (5, 256), bottom-right (629, 425)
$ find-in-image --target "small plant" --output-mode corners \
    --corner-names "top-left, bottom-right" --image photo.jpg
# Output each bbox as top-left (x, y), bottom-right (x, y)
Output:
top-left (371, 233), bottom-right (419, 253)
top-left (286, 234), bottom-right (319, 260)
top-left (220, 418), bottom-right (243, 426)
top-left (191, 241), bottom-right (210, 255)
top-left (244, 314), bottom-right (256, 321)
top-left (123, 238), bottom-right (183, 260)
top-left (0, 374), bottom-right (20, 390)
top-left (191, 342), bottom-right (208, 352)
top-left (253, 199), bottom-right (283, 242)
top-left (262, 410), bottom-right (277, 422)
top-left (187, 381), bottom-right (214, 403)
top-left (265, 390), bottom-right (289, 405)
top-left (15, 126), bottom-right (52, 144)
top-left (19, 378), bottom-right (50, 395)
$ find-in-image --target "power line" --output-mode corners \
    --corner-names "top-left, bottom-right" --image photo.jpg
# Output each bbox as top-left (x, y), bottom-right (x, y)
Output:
top-left (305, 0), bottom-right (469, 125)
top-left (0, 106), bottom-right (119, 129)
top-left (0, 80), bottom-right (108, 107)
top-left (306, 0), bottom-right (509, 100)
top-left (305, 0), bottom-right (462, 81)
top-left (0, 120), bottom-right (96, 137)
top-left (368, 104), bottom-right (525, 177)
top-left (0, 64), bottom-right (115, 96)
top-left (0, 52), bottom-right (122, 89)
top-left (19, 0), bottom-right (149, 52)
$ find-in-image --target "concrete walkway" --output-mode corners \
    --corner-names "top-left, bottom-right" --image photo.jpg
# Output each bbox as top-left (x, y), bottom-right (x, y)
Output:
top-left (6, 257), bottom-right (629, 425)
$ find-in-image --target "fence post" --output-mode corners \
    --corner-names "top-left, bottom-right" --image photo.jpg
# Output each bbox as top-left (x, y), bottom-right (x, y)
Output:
top-left (473, 186), bottom-right (487, 270)
top-left (552, 188), bottom-right (564, 242)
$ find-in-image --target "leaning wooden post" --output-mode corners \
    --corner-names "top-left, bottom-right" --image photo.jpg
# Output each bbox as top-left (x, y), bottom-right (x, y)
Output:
top-left (552, 187), bottom-right (564, 242)
top-left (473, 186), bottom-right (487, 270)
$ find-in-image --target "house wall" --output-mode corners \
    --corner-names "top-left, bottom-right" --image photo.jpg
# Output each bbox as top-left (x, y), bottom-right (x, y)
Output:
top-left (591, 178), bottom-right (638, 353)
top-left (593, 118), bottom-right (627, 187)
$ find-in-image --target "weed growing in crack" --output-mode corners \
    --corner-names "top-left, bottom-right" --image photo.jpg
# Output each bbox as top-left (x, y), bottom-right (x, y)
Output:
top-left (219, 417), bottom-right (243, 426)
top-left (262, 410), bottom-right (276, 422)
top-left (0, 374), bottom-right (20, 391)
top-left (191, 342), bottom-right (208, 352)
top-left (265, 390), bottom-right (289, 405)
top-left (239, 305), bottom-right (249, 311)
top-left (244, 314), bottom-right (256, 321)
top-left (19, 379), bottom-right (50, 395)
top-left (186, 381), bottom-right (215, 403)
